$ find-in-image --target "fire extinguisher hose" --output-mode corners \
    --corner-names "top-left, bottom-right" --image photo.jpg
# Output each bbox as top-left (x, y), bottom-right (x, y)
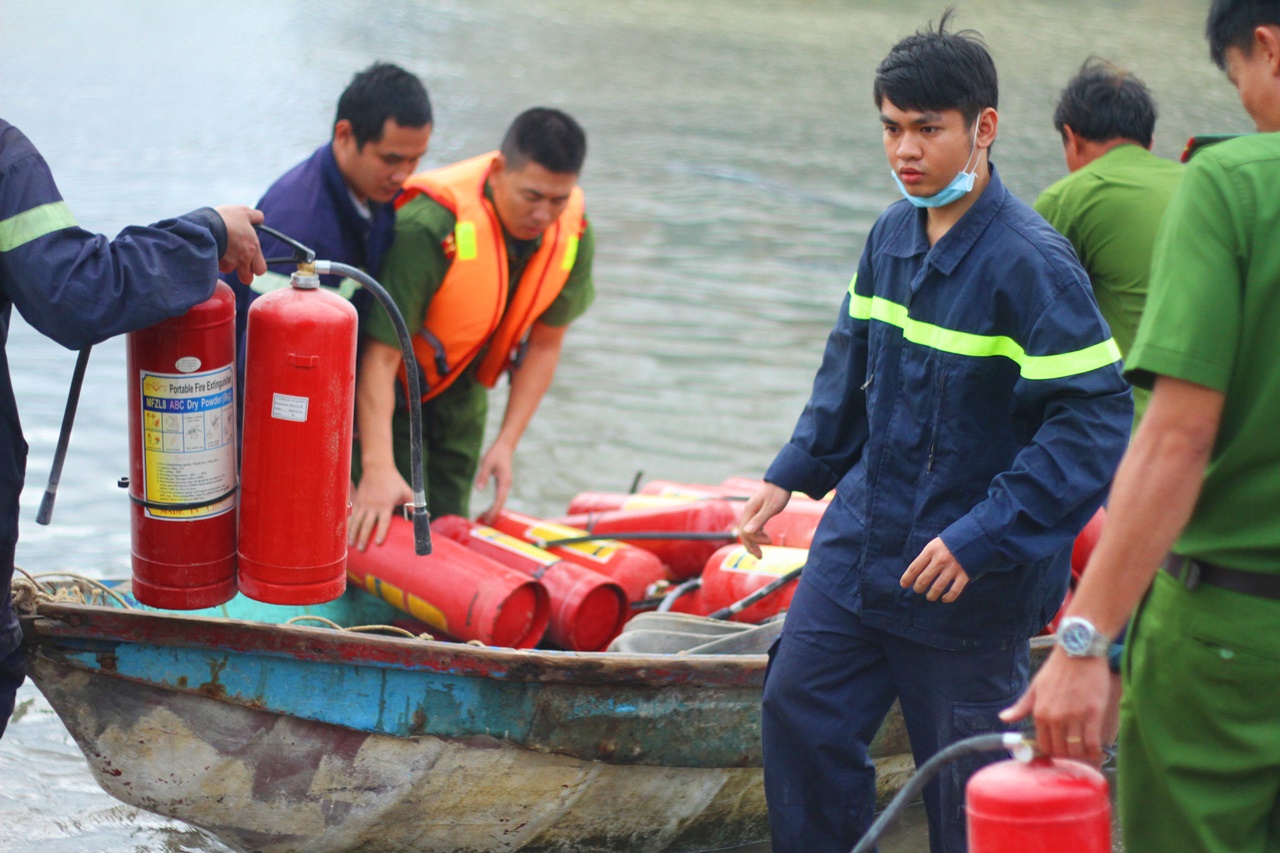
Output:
top-left (316, 260), bottom-right (431, 557)
top-left (35, 346), bottom-right (92, 525)
top-left (850, 731), bottom-right (1032, 853)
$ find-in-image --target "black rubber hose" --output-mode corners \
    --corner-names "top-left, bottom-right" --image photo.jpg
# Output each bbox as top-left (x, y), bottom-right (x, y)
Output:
top-left (656, 577), bottom-right (702, 613)
top-left (316, 261), bottom-right (431, 557)
top-left (36, 346), bottom-right (91, 525)
top-left (540, 530), bottom-right (738, 547)
top-left (706, 565), bottom-right (802, 620)
top-left (850, 732), bottom-right (1021, 853)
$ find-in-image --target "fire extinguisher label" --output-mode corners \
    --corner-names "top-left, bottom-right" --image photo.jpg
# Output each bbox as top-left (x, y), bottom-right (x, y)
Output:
top-left (471, 525), bottom-right (558, 567)
top-left (139, 365), bottom-right (237, 520)
top-left (270, 393), bottom-right (309, 422)
top-left (722, 546), bottom-right (808, 576)
top-left (524, 521), bottom-right (619, 562)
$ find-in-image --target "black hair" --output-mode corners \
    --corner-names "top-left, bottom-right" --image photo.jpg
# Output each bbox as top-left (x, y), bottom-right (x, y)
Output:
top-left (334, 62), bottom-right (432, 148)
top-left (1208, 0), bottom-right (1280, 68)
top-left (1053, 58), bottom-right (1157, 147)
top-left (873, 8), bottom-right (998, 126)
top-left (499, 108), bottom-right (587, 175)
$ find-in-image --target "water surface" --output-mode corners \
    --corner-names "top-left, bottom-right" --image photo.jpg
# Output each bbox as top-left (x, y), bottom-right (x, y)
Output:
top-left (0, 1), bottom-right (1251, 849)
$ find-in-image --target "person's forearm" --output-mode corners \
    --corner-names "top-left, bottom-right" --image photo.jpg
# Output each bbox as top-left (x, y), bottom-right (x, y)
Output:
top-left (1067, 376), bottom-right (1224, 637)
top-left (356, 340), bottom-right (405, 475)
top-left (492, 324), bottom-right (565, 451)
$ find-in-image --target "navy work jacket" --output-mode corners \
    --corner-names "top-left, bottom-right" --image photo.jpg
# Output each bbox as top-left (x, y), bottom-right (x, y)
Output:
top-left (228, 143), bottom-right (396, 367)
top-left (0, 119), bottom-right (224, 658)
top-left (766, 165), bottom-right (1133, 651)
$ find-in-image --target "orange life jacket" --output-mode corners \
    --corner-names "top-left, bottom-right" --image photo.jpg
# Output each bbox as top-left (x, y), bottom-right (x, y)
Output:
top-left (394, 152), bottom-right (586, 402)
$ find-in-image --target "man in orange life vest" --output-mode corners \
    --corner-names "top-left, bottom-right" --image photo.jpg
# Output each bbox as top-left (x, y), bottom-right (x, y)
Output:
top-left (348, 108), bottom-right (593, 550)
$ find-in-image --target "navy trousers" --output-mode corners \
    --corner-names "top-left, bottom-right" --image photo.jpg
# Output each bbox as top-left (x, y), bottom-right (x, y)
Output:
top-left (762, 578), bottom-right (1030, 853)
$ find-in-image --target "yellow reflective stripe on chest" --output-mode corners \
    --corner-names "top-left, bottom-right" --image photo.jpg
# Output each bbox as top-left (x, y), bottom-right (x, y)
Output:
top-left (846, 276), bottom-right (1120, 381)
top-left (0, 201), bottom-right (76, 252)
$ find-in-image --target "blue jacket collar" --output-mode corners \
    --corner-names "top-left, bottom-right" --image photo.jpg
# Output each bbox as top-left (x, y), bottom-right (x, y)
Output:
top-left (318, 143), bottom-right (386, 234)
top-left (881, 162), bottom-right (1008, 276)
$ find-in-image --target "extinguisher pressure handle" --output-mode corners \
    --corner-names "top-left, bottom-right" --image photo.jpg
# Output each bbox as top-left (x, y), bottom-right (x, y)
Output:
top-left (254, 224), bottom-right (316, 265)
top-left (317, 260), bottom-right (432, 557)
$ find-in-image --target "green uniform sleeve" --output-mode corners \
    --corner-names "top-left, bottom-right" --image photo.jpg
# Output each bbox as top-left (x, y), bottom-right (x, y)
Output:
top-left (363, 195), bottom-right (455, 349)
top-left (1126, 154), bottom-right (1241, 393)
top-left (537, 217), bottom-right (596, 328)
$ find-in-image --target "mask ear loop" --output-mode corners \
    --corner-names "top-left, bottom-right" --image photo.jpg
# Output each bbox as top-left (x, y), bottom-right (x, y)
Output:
top-left (958, 116), bottom-right (984, 182)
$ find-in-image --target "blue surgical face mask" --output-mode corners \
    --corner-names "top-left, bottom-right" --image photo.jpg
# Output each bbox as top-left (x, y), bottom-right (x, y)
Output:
top-left (891, 122), bottom-right (982, 209)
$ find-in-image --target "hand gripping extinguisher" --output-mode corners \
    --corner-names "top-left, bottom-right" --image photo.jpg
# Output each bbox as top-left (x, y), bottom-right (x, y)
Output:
top-left (237, 226), bottom-right (432, 605)
top-left (850, 732), bottom-right (1111, 853)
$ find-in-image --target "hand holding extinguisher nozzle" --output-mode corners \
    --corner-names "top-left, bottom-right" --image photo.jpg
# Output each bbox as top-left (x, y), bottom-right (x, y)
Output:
top-left (316, 259), bottom-right (432, 557)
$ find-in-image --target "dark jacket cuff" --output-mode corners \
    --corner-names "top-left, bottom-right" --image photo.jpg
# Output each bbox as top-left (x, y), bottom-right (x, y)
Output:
top-left (181, 207), bottom-right (228, 259)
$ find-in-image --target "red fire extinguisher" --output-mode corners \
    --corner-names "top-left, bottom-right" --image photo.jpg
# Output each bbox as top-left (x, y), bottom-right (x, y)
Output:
top-left (236, 227), bottom-right (433, 604)
top-left (347, 515), bottom-right (549, 648)
top-left (433, 515), bottom-right (629, 652)
top-left (237, 266), bottom-right (358, 605)
top-left (126, 280), bottom-right (238, 610)
top-left (488, 509), bottom-right (670, 604)
top-left (699, 544), bottom-right (804, 622)
top-left (853, 733), bottom-right (1110, 853)
top-left (967, 757), bottom-right (1111, 852)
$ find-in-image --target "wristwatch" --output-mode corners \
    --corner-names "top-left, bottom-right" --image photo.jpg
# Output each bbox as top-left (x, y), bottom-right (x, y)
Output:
top-left (1055, 616), bottom-right (1110, 658)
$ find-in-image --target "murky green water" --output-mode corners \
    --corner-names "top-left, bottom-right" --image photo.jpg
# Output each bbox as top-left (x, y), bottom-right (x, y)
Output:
top-left (0, 0), bottom-right (1252, 849)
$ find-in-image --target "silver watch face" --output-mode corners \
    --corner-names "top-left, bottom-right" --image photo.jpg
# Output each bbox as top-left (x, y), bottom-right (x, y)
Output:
top-left (1061, 620), bottom-right (1096, 656)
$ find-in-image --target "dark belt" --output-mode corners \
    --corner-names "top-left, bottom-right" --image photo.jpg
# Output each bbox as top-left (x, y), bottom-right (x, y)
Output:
top-left (1162, 554), bottom-right (1280, 600)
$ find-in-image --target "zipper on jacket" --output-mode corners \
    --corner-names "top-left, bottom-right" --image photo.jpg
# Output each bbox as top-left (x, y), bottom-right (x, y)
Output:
top-left (861, 348), bottom-right (877, 391)
top-left (927, 368), bottom-right (948, 473)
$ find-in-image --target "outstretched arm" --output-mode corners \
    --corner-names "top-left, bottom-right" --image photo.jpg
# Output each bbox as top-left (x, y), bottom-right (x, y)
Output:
top-left (349, 339), bottom-right (414, 550)
top-left (1002, 376), bottom-right (1223, 764)
top-left (475, 321), bottom-right (567, 523)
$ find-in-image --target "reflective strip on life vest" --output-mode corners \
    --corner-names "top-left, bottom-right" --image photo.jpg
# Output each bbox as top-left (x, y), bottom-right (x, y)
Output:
top-left (846, 275), bottom-right (1121, 381)
top-left (455, 222), bottom-right (478, 261)
top-left (0, 201), bottom-right (76, 252)
top-left (561, 234), bottom-right (580, 271)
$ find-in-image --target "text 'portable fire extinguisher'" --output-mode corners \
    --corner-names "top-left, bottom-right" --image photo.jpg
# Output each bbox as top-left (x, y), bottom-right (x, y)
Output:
top-left (126, 281), bottom-right (239, 609)
top-left (238, 226), bottom-right (432, 605)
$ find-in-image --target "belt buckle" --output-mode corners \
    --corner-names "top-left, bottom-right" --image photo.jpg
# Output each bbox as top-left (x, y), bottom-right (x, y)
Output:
top-left (1181, 558), bottom-right (1202, 590)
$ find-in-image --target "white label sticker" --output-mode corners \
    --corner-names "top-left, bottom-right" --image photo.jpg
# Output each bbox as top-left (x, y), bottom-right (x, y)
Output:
top-left (174, 356), bottom-right (202, 373)
top-left (271, 393), bottom-right (309, 422)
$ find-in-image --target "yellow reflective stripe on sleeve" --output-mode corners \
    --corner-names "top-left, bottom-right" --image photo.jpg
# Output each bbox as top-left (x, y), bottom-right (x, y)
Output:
top-left (561, 234), bottom-right (580, 271)
top-left (847, 290), bottom-right (1121, 381)
top-left (0, 201), bottom-right (76, 252)
top-left (455, 221), bottom-right (478, 261)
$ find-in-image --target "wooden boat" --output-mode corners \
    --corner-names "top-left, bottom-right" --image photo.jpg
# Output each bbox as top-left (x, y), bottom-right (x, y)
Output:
top-left (17, 578), bottom-right (1051, 853)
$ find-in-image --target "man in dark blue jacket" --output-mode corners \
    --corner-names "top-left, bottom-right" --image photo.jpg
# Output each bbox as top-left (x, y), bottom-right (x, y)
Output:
top-left (0, 117), bottom-right (266, 739)
top-left (230, 62), bottom-right (432, 378)
top-left (738, 15), bottom-right (1132, 853)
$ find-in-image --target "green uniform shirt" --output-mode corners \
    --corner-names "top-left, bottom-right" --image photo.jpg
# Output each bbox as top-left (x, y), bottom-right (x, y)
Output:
top-left (1035, 144), bottom-right (1183, 426)
top-left (1126, 132), bottom-right (1280, 571)
top-left (364, 189), bottom-right (596, 353)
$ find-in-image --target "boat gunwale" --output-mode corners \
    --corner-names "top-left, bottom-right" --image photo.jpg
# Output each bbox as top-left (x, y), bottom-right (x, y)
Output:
top-left (21, 601), bottom-right (770, 689)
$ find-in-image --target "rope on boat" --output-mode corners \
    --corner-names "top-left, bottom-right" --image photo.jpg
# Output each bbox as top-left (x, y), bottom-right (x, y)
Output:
top-left (9, 573), bottom-right (438, 642)
top-left (284, 614), bottom-right (435, 641)
top-left (10, 567), bottom-right (133, 614)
